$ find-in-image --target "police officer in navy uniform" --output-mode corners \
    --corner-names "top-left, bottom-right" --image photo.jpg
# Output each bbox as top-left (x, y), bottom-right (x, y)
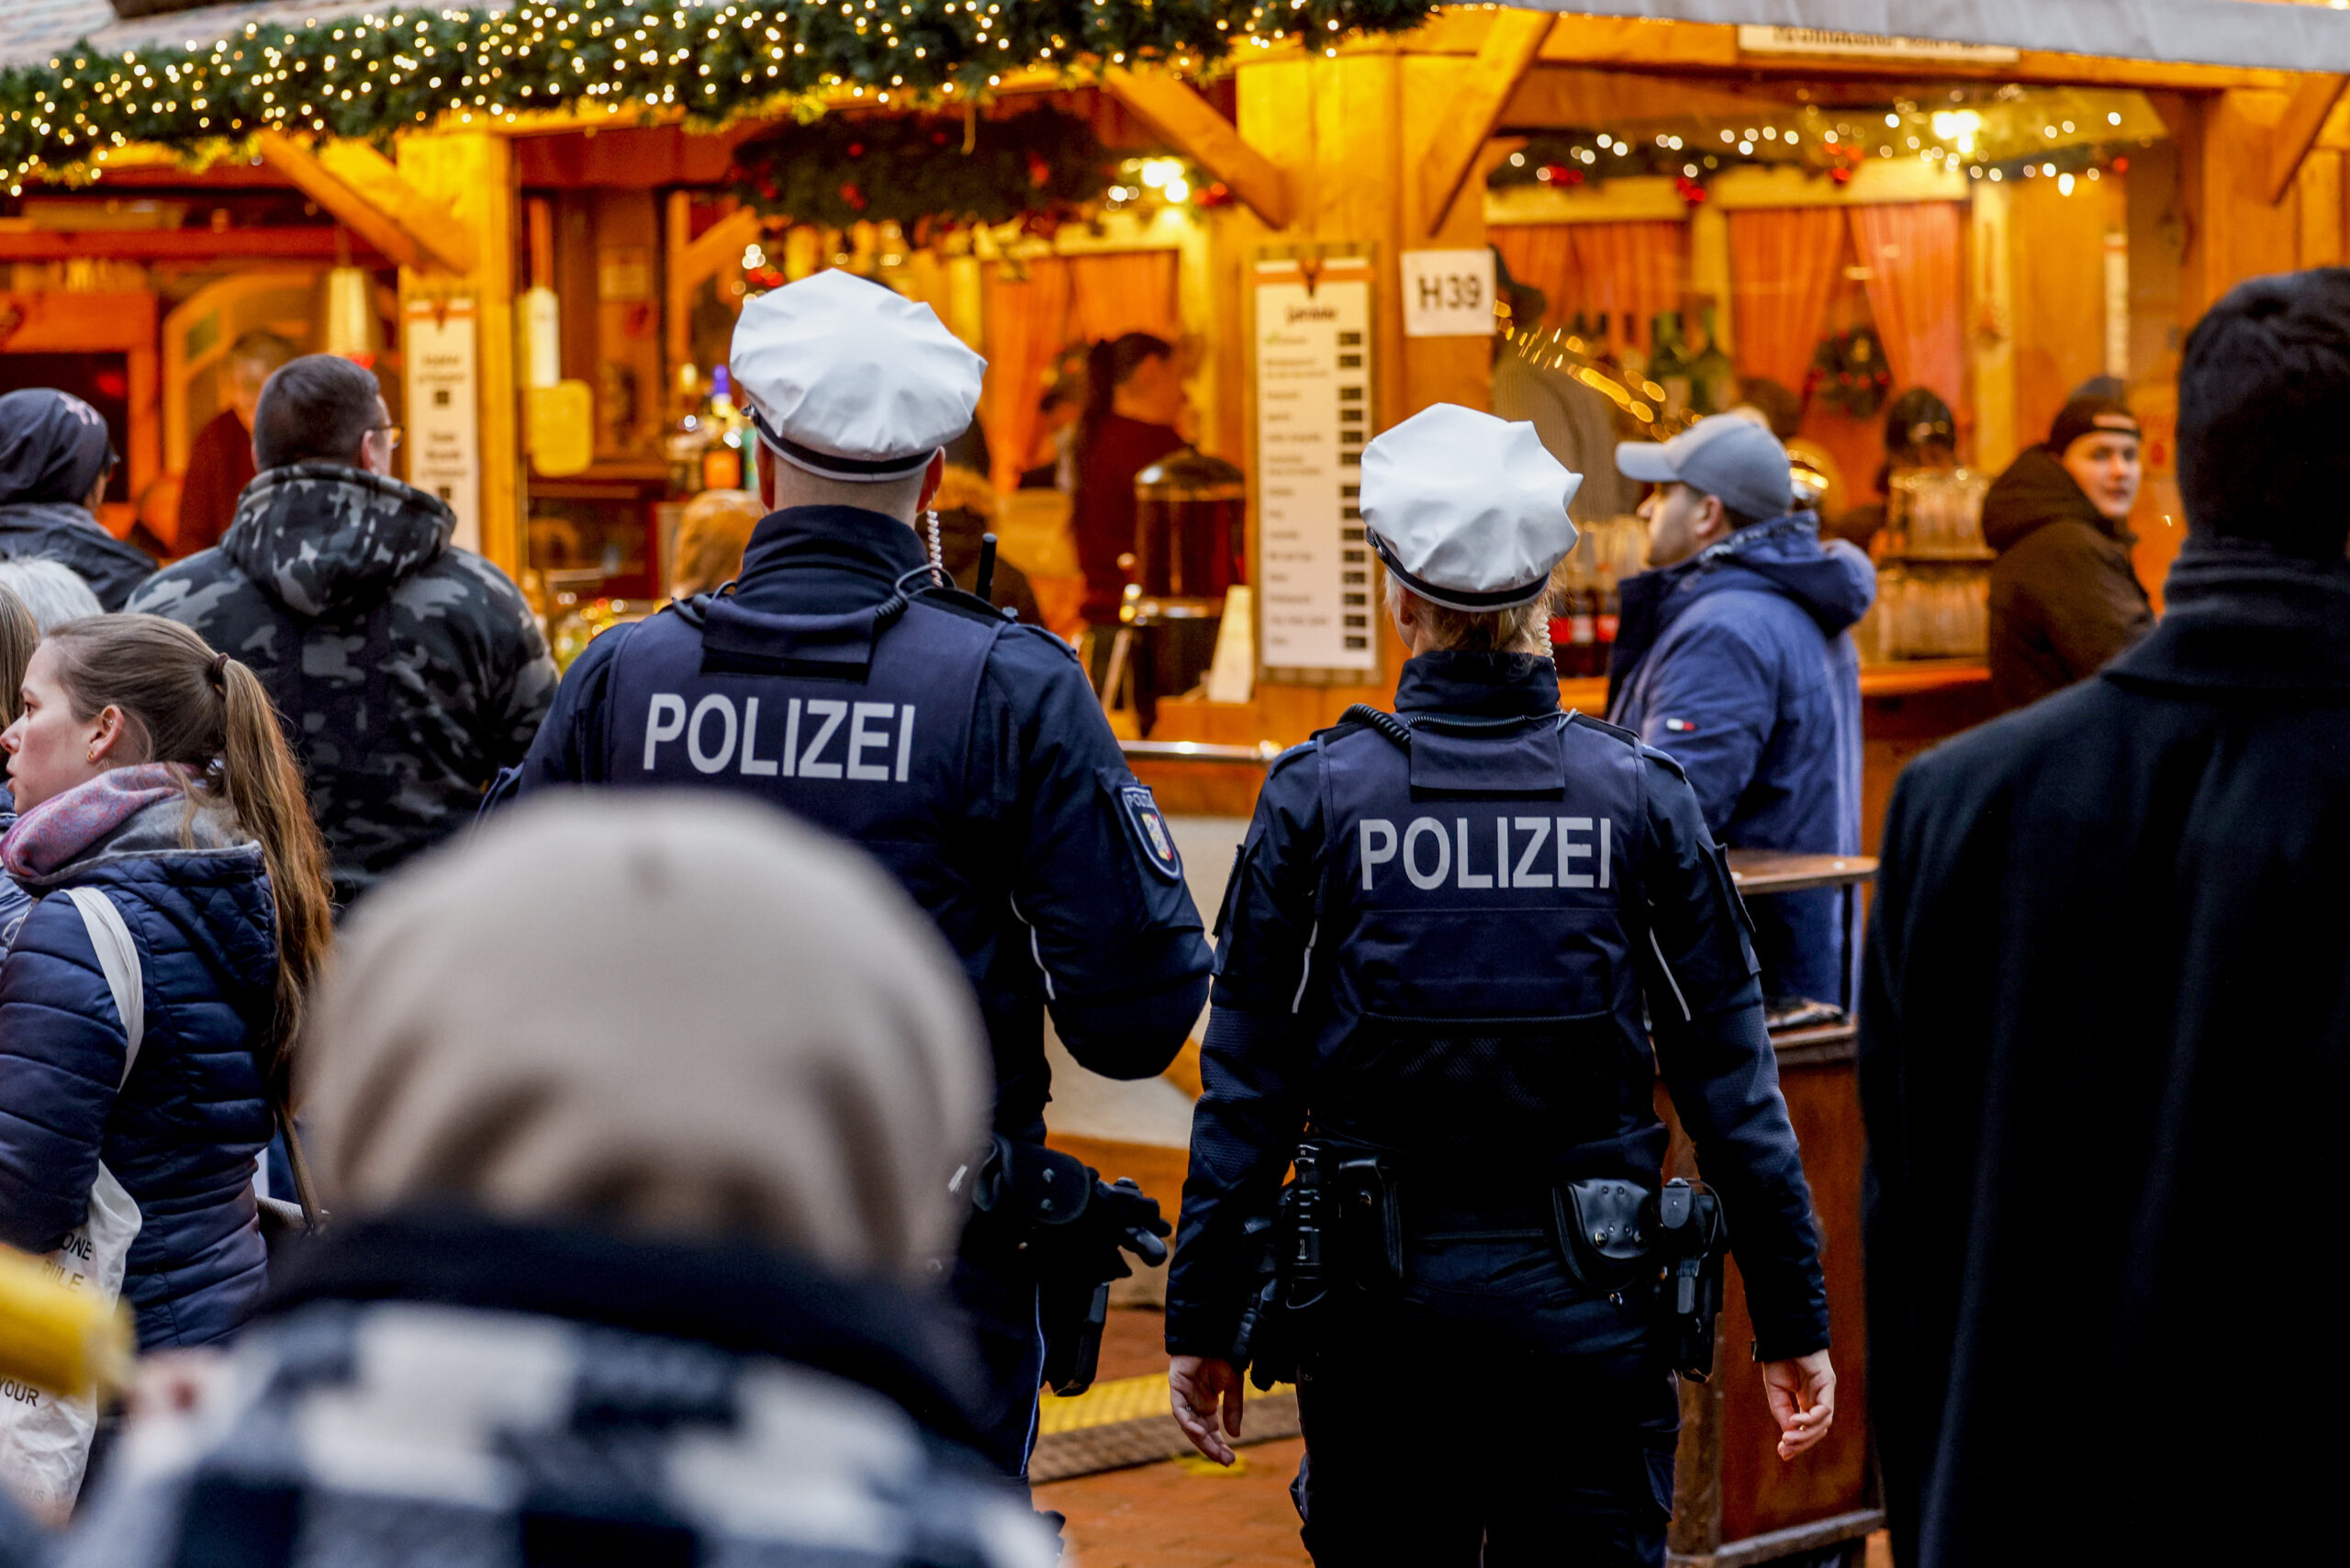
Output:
top-left (1164, 406), bottom-right (1836, 1564)
top-left (509, 270), bottom-right (1214, 1483)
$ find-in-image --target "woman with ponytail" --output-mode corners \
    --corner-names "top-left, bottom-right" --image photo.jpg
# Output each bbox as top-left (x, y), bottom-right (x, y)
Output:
top-left (0, 613), bottom-right (331, 1349)
top-left (1069, 333), bottom-right (1187, 644)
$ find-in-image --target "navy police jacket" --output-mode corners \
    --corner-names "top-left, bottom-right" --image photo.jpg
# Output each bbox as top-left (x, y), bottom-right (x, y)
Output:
top-left (1165, 651), bottom-right (1830, 1361)
top-left (509, 505), bottom-right (1212, 1137)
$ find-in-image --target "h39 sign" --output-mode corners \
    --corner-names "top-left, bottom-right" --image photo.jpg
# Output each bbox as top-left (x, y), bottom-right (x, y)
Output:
top-left (1400, 249), bottom-right (1497, 339)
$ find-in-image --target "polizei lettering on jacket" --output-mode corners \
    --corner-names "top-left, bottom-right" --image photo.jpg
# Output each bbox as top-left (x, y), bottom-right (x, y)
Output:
top-left (640, 694), bottom-right (917, 781)
top-left (1356, 814), bottom-right (1614, 890)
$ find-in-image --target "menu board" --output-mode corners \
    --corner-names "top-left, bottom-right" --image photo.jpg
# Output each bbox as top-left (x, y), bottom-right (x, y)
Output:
top-left (403, 296), bottom-right (481, 554)
top-left (1253, 252), bottom-right (1377, 678)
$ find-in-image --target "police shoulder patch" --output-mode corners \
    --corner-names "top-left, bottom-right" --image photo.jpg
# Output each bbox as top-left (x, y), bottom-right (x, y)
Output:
top-left (1567, 711), bottom-right (1640, 747)
top-left (1120, 785), bottom-right (1184, 881)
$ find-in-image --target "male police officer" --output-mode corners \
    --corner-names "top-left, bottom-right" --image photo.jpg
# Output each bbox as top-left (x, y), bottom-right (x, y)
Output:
top-left (509, 270), bottom-right (1214, 1482)
top-left (1164, 405), bottom-right (1835, 1565)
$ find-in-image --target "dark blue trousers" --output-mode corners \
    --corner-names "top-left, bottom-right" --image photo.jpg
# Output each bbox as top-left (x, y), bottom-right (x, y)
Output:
top-left (1291, 1235), bottom-right (1679, 1567)
top-left (948, 1226), bottom-right (1046, 1481)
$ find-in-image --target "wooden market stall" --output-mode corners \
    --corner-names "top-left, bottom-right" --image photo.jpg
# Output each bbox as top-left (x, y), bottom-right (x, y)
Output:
top-left (8, 3), bottom-right (2350, 1562)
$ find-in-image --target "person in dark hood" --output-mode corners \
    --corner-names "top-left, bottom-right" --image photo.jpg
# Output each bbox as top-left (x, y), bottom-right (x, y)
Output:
top-left (1980, 396), bottom-right (2154, 709)
top-left (128, 354), bottom-right (555, 908)
top-left (1859, 269), bottom-right (2350, 1567)
top-left (1607, 415), bottom-right (1875, 1015)
top-left (0, 388), bottom-right (156, 610)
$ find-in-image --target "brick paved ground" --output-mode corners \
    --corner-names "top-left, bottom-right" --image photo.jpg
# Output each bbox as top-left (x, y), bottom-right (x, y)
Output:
top-left (1040, 1309), bottom-right (1310, 1567)
top-left (1048, 1310), bottom-right (1893, 1568)
top-left (1042, 1435), bottom-right (1310, 1568)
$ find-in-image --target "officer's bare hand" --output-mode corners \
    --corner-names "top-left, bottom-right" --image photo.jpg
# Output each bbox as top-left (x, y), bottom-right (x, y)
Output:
top-left (1169, 1355), bottom-right (1244, 1466)
top-left (1762, 1350), bottom-right (1837, 1460)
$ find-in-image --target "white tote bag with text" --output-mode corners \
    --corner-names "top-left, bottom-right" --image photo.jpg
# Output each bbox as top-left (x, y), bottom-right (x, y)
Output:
top-left (0, 888), bottom-right (146, 1519)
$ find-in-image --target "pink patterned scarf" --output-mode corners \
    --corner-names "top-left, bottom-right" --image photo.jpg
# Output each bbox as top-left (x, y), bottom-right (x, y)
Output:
top-left (2, 764), bottom-right (189, 879)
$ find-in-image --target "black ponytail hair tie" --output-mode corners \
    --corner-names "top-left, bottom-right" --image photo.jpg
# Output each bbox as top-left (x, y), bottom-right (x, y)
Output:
top-left (209, 651), bottom-right (230, 686)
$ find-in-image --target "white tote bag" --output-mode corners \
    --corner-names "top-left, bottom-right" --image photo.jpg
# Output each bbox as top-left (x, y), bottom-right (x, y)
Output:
top-left (0, 888), bottom-right (146, 1520)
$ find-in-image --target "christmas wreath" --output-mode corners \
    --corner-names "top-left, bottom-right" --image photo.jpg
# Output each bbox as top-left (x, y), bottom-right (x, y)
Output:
top-left (731, 107), bottom-right (1106, 239)
top-left (1807, 326), bottom-right (1893, 420)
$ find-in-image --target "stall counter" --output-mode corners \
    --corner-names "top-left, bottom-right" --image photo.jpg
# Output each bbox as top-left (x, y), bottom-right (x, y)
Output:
top-left (1139, 662), bottom-right (1999, 848)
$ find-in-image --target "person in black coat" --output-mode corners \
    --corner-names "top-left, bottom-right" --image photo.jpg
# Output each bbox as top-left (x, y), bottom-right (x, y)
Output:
top-left (1979, 397), bottom-right (2154, 710)
top-left (1860, 268), bottom-right (2350, 1566)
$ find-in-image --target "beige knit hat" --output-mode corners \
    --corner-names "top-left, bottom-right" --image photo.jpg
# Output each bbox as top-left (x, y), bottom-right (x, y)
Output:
top-left (300, 793), bottom-right (990, 1281)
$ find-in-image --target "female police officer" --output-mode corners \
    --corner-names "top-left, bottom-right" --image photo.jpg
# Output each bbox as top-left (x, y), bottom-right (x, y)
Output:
top-left (507, 271), bottom-right (1212, 1484)
top-left (1164, 405), bottom-right (1834, 1565)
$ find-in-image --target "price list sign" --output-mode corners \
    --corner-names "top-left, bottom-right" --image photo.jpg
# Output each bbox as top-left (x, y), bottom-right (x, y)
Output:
top-left (403, 296), bottom-right (482, 554)
top-left (1253, 252), bottom-right (1377, 678)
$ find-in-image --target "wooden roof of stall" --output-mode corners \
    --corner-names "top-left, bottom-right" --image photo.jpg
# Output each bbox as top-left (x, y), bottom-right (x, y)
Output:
top-left (0, 0), bottom-right (376, 66)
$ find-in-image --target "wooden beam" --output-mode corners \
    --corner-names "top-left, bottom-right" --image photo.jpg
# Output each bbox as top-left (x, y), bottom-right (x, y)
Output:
top-left (1415, 10), bottom-right (1554, 236)
top-left (2270, 73), bottom-right (2349, 205)
top-left (0, 227), bottom-right (386, 263)
top-left (682, 205), bottom-right (765, 290)
top-left (255, 133), bottom-right (476, 274)
top-left (1392, 9), bottom-right (2300, 94)
top-left (1502, 64), bottom-right (1809, 131)
top-left (1102, 68), bottom-right (1292, 230)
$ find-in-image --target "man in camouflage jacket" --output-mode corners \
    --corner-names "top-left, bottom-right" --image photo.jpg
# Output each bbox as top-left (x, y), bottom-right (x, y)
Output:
top-left (129, 357), bottom-right (554, 905)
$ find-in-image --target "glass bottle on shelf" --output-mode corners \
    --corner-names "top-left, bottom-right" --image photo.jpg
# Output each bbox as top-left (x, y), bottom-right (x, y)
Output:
top-left (665, 364), bottom-right (711, 498)
top-left (701, 366), bottom-right (746, 492)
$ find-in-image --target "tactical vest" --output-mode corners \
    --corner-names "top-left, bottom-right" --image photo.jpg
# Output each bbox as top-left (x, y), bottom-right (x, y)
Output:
top-left (1304, 708), bottom-right (1655, 1182)
top-left (600, 588), bottom-right (1006, 968)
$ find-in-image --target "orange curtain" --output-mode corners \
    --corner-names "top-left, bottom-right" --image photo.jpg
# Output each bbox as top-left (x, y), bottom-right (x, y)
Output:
top-left (1492, 225), bottom-right (1580, 329)
top-left (1847, 204), bottom-right (1965, 409)
top-left (979, 262), bottom-right (1073, 494)
top-left (979, 251), bottom-right (1181, 492)
top-left (1568, 222), bottom-right (1688, 357)
top-left (1065, 251), bottom-right (1181, 343)
top-left (1728, 208), bottom-right (1848, 393)
top-left (1493, 222), bottom-right (1688, 358)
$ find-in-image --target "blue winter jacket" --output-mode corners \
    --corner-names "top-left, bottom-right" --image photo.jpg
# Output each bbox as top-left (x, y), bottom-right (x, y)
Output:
top-left (1606, 511), bottom-right (1874, 1007)
top-left (0, 795), bottom-right (279, 1349)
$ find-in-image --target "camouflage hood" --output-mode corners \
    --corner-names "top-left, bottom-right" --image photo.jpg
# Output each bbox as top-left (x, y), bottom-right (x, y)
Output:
top-left (221, 462), bottom-right (456, 619)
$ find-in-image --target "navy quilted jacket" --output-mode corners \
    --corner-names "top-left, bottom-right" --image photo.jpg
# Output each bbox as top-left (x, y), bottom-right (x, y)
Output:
top-left (0, 796), bottom-right (279, 1349)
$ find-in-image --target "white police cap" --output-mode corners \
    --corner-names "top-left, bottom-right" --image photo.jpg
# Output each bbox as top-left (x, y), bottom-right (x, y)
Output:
top-left (730, 270), bottom-right (987, 483)
top-left (1360, 404), bottom-right (1582, 612)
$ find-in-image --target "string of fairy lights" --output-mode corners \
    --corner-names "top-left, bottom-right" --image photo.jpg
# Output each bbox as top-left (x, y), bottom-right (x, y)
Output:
top-left (1487, 89), bottom-right (2167, 202)
top-left (0, 0), bottom-right (1440, 194)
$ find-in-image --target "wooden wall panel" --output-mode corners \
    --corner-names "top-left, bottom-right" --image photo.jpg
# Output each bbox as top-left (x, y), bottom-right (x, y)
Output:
top-left (2177, 89), bottom-right (2301, 322)
top-left (2007, 174), bottom-right (2122, 454)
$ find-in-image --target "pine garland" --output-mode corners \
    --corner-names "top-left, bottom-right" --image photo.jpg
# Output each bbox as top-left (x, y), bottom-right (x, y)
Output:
top-left (730, 106), bottom-right (1106, 237)
top-left (0, 0), bottom-right (1441, 192)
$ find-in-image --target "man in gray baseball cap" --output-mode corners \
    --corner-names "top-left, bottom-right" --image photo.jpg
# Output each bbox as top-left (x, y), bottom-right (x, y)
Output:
top-left (1616, 411), bottom-right (1797, 566)
top-left (1606, 413), bottom-right (1876, 1020)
